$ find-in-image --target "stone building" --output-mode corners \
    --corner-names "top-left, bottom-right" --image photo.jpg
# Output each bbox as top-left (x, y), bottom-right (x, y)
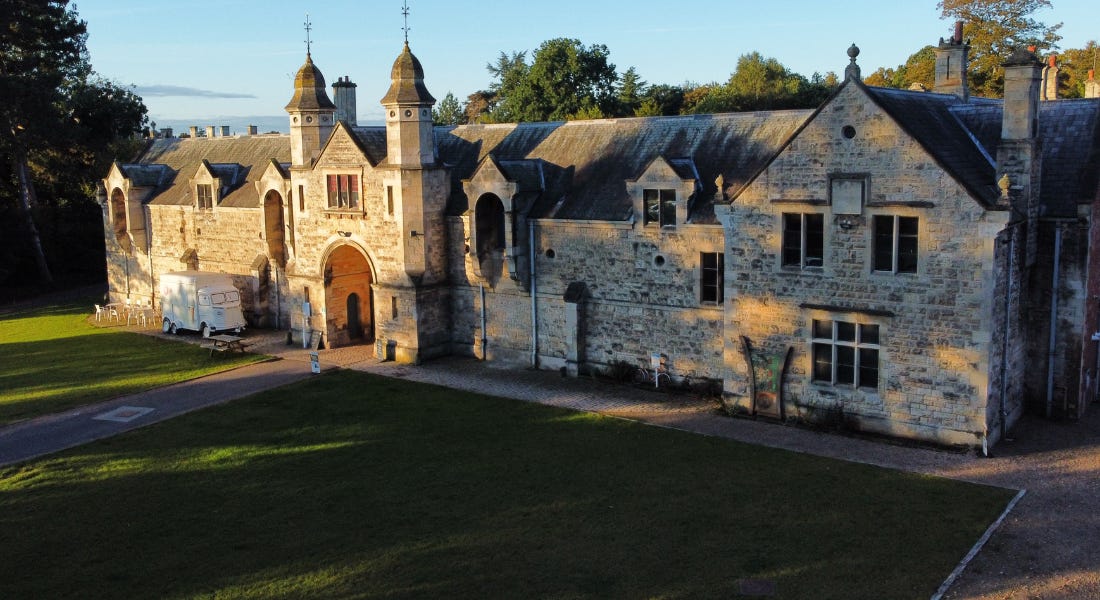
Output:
top-left (101, 31), bottom-right (1100, 448)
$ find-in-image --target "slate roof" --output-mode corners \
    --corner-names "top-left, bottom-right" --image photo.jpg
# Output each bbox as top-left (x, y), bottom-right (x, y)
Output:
top-left (430, 111), bottom-right (813, 223)
top-left (127, 135), bottom-right (291, 208)
top-left (952, 98), bottom-right (1100, 216)
top-left (867, 84), bottom-right (1100, 216)
top-left (863, 85), bottom-right (1001, 206)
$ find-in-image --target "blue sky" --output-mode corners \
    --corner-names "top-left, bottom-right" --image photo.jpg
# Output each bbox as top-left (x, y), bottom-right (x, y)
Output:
top-left (79, 0), bottom-right (1096, 127)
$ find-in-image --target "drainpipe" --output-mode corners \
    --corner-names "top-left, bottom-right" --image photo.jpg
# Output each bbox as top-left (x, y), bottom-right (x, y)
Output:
top-left (529, 220), bottom-right (538, 368)
top-left (1046, 226), bottom-right (1063, 418)
top-left (275, 268), bottom-right (281, 330)
top-left (999, 229), bottom-right (1016, 441)
top-left (480, 283), bottom-right (487, 360)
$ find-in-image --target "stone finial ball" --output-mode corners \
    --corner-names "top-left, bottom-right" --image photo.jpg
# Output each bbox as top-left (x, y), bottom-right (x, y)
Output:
top-left (847, 44), bottom-right (860, 59)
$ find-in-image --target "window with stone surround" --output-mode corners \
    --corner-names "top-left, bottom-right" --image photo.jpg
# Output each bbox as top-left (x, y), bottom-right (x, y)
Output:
top-left (644, 188), bottom-right (676, 227)
top-left (781, 213), bottom-right (824, 269)
top-left (196, 184), bottom-right (213, 210)
top-left (811, 319), bottom-right (879, 389)
top-left (872, 215), bottom-right (918, 274)
top-left (326, 174), bottom-right (359, 209)
top-left (700, 252), bottom-right (724, 304)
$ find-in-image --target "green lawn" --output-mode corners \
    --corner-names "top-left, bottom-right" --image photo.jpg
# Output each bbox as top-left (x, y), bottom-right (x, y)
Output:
top-left (0, 299), bottom-right (265, 425)
top-left (0, 368), bottom-right (1015, 599)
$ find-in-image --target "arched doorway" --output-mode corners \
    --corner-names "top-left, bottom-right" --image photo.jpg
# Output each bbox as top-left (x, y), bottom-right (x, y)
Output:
top-left (110, 188), bottom-right (131, 252)
top-left (323, 244), bottom-right (374, 347)
top-left (263, 190), bottom-right (286, 268)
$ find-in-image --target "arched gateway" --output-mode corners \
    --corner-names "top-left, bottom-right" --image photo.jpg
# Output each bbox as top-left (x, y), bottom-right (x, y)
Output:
top-left (322, 243), bottom-right (374, 347)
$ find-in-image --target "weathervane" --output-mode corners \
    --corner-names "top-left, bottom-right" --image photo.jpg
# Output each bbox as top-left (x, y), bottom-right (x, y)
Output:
top-left (401, 1), bottom-right (410, 44)
top-left (304, 13), bottom-right (313, 55)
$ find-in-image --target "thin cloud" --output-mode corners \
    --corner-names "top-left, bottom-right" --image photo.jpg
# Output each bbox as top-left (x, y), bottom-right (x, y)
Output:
top-left (135, 85), bottom-right (257, 99)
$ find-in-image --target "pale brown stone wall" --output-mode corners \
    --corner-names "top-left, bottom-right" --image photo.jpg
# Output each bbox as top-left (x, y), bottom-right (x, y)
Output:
top-left (722, 83), bottom-right (1008, 446)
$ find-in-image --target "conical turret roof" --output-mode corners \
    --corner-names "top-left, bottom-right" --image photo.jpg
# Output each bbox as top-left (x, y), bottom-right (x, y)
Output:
top-left (381, 43), bottom-right (436, 105)
top-left (285, 53), bottom-right (337, 111)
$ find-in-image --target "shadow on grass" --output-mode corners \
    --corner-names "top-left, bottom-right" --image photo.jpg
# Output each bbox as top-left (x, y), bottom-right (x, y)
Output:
top-left (0, 371), bottom-right (1016, 600)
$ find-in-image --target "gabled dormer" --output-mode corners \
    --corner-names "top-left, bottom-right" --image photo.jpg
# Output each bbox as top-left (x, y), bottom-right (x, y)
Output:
top-left (461, 156), bottom-right (546, 285)
top-left (102, 162), bottom-right (171, 253)
top-left (627, 156), bottom-right (699, 229)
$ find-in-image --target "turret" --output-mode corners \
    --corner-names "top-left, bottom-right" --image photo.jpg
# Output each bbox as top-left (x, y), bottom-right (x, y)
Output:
top-left (285, 53), bottom-right (336, 167)
top-left (381, 42), bottom-right (436, 167)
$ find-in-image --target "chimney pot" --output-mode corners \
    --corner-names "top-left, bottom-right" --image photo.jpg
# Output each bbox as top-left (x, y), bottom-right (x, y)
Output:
top-left (205, 125), bottom-right (215, 138)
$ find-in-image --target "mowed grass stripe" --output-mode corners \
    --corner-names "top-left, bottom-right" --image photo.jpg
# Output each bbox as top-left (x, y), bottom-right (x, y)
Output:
top-left (0, 369), bottom-right (1015, 599)
top-left (0, 299), bottom-right (264, 425)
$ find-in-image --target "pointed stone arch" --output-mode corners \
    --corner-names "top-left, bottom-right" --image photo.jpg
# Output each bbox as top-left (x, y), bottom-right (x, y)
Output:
top-left (109, 188), bottom-right (131, 252)
top-left (263, 189), bottom-right (287, 268)
top-left (321, 241), bottom-right (376, 348)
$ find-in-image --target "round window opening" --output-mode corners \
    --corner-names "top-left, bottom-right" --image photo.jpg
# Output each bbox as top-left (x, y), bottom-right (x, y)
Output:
top-left (389, 110), bottom-right (396, 118)
top-left (842, 125), bottom-right (856, 139)
top-left (545, 248), bottom-right (556, 259)
top-left (654, 255), bottom-right (666, 267)
top-left (404, 109), bottom-right (413, 117)
top-left (306, 116), bottom-right (313, 123)
top-left (293, 116), bottom-right (299, 123)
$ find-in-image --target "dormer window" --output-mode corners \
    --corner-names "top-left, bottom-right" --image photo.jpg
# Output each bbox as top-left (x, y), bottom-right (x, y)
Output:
top-left (644, 188), bottom-right (676, 227)
top-left (196, 184), bottom-right (213, 210)
top-left (327, 174), bottom-right (359, 209)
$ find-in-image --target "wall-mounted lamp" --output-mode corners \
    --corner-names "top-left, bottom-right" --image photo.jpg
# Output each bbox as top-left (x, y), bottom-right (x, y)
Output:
top-left (410, 230), bottom-right (422, 238)
top-left (835, 215), bottom-right (862, 230)
top-left (336, 230), bottom-right (352, 238)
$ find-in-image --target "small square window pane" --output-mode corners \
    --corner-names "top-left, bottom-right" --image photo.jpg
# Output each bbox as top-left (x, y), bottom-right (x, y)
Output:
top-left (812, 319), bottom-right (832, 339)
top-left (859, 348), bottom-right (879, 388)
top-left (812, 343), bottom-right (833, 382)
top-left (836, 346), bottom-right (855, 384)
top-left (860, 324), bottom-right (879, 345)
top-left (836, 321), bottom-right (856, 342)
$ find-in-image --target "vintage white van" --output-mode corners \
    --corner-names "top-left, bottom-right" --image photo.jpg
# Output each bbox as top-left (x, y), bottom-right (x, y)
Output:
top-left (158, 271), bottom-right (246, 338)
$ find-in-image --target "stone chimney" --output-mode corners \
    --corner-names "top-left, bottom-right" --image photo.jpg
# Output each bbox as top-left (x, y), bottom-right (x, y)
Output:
top-left (247, 124), bottom-right (258, 136)
top-left (1086, 69), bottom-right (1100, 99)
top-left (205, 125), bottom-right (216, 138)
top-left (160, 127), bottom-right (174, 138)
top-left (934, 21), bottom-right (969, 101)
top-left (1041, 55), bottom-right (1059, 101)
top-left (997, 45), bottom-right (1044, 263)
top-left (220, 125), bottom-right (231, 137)
top-left (189, 126), bottom-right (198, 138)
top-left (333, 76), bottom-right (358, 126)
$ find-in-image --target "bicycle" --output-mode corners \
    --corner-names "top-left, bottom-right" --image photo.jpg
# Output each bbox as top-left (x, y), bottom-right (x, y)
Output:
top-left (633, 365), bottom-right (671, 389)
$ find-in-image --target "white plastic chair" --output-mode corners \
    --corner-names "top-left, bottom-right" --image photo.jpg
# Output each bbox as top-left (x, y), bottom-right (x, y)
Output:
top-left (94, 304), bottom-right (106, 321)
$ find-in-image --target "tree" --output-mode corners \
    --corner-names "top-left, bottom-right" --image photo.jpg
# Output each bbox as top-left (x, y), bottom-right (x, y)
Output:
top-left (863, 46), bottom-right (937, 90)
top-left (465, 90), bottom-right (496, 124)
top-left (637, 84), bottom-right (685, 116)
top-left (616, 66), bottom-right (645, 117)
top-left (1055, 41), bottom-right (1099, 98)
top-left (486, 39), bottom-right (619, 122)
top-left (0, 0), bottom-right (147, 287)
top-left (433, 92), bottom-right (465, 126)
top-left (939, 0), bottom-right (1062, 97)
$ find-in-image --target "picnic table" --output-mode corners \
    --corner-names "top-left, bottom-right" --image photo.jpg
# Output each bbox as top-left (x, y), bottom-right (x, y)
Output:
top-left (206, 334), bottom-right (248, 356)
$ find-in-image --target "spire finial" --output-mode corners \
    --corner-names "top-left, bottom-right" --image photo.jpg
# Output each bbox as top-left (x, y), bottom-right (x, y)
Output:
top-left (401, 1), bottom-right (410, 44)
top-left (304, 13), bottom-right (313, 56)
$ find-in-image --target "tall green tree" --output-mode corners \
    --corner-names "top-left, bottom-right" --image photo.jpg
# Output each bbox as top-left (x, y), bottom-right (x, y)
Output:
top-left (432, 92), bottom-right (465, 126)
top-left (939, 0), bottom-right (1062, 97)
top-left (0, 0), bottom-right (146, 287)
top-left (486, 39), bottom-right (618, 122)
top-left (617, 66), bottom-right (645, 117)
top-left (1055, 41), bottom-right (1099, 98)
top-left (863, 46), bottom-right (937, 90)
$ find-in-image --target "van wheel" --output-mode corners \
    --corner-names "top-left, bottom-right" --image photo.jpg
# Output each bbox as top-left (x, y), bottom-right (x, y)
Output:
top-left (162, 318), bottom-right (171, 334)
top-left (201, 324), bottom-right (212, 338)
top-left (170, 322), bottom-right (178, 335)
